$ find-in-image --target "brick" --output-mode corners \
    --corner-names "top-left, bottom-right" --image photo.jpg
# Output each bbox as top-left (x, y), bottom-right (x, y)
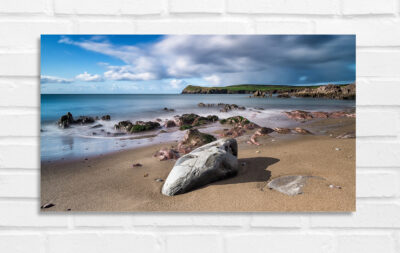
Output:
top-left (357, 142), bottom-right (400, 167)
top-left (54, 0), bottom-right (122, 15)
top-left (0, 172), bottom-right (39, 198)
top-left (0, 201), bottom-right (68, 227)
top-left (0, 113), bottom-right (39, 136)
top-left (357, 171), bottom-right (399, 197)
top-left (357, 78), bottom-right (400, 105)
top-left (0, 53), bottom-right (38, 76)
top-left (166, 234), bottom-right (221, 253)
top-left (77, 20), bottom-right (134, 34)
top-left (358, 51), bottom-right (400, 77)
top-left (357, 110), bottom-right (398, 137)
top-left (169, 0), bottom-right (224, 13)
top-left (0, 234), bottom-right (45, 253)
top-left (0, 145), bottom-right (39, 169)
top-left (0, 21), bottom-right (72, 49)
top-left (131, 214), bottom-right (247, 227)
top-left (135, 20), bottom-right (253, 34)
top-left (315, 18), bottom-right (400, 46)
top-left (227, 0), bottom-right (340, 15)
top-left (255, 20), bottom-right (313, 34)
top-left (250, 214), bottom-right (302, 227)
top-left (0, 78), bottom-right (39, 107)
top-left (226, 234), bottom-right (333, 253)
top-left (121, 0), bottom-right (163, 15)
top-left (0, 0), bottom-right (46, 14)
top-left (336, 234), bottom-right (395, 253)
top-left (48, 233), bottom-right (159, 253)
top-left (73, 215), bottom-right (131, 227)
top-left (342, 0), bottom-right (395, 15)
top-left (310, 203), bottom-right (400, 228)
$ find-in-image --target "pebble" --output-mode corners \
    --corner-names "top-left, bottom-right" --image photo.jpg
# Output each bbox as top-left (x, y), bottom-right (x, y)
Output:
top-left (144, 173), bottom-right (149, 177)
top-left (132, 163), bottom-right (142, 167)
top-left (41, 203), bottom-right (55, 209)
top-left (335, 147), bottom-right (341, 151)
top-left (256, 150), bottom-right (260, 153)
top-left (241, 162), bottom-right (246, 166)
top-left (155, 178), bottom-right (164, 182)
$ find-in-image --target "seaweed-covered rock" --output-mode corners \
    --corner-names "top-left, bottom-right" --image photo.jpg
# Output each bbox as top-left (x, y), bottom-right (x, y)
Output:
top-left (219, 116), bottom-right (250, 126)
top-left (162, 138), bottom-right (239, 196)
top-left (178, 129), bottom-right (217, 154)
top-left (177, 113), bottom-right (200, 126)
top-left (74, 116), bottom-right (95, 125)
top-left (130, 121), bottom-right (160, 133)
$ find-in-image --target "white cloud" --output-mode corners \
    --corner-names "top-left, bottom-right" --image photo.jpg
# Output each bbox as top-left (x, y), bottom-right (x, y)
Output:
top-left (204, 75), bottom-right (221, 85)
top-left (169, 79), bottom-right (187, 89)
top-left (75, 72), bottom-right (104, 82)
top-left (40, 75), bottom-right (73, 84)
top-left (104, 66), bottom-right (156, 81)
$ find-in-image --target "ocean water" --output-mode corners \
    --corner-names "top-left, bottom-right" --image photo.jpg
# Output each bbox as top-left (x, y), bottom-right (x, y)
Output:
top-left (41, 94), bottom-right (355, 161)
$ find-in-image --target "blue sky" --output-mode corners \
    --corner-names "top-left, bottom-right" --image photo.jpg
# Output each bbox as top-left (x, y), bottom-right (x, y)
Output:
top-left (41, 35), bottom-right (355, 94)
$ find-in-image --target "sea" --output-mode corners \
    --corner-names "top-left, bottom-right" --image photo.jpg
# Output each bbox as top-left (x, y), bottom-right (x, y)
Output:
top-left (41, 94), bottom-right (355, 161)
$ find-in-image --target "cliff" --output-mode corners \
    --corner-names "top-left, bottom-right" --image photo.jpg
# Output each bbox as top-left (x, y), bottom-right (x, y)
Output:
top-left (181, 83), bottom-right (355, 100)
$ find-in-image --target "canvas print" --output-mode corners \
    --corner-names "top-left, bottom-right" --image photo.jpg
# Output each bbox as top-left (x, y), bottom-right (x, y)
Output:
top-left (40, 35), bottom-right (355, 212)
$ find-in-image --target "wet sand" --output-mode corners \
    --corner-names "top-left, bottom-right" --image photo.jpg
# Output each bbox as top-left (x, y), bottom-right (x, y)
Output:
top-left (41, 118), bottom-right (355, 212)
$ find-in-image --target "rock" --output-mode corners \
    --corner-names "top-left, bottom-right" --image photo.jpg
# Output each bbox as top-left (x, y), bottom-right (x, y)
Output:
top-left (130, 121), bottom-right (161, 133)
top-left (132, 163), bottom-right (142, 167)
top-left (91, 124), bottom-right (103, 129)
top-left (248, 127), bottom-right (274, 145)
top-left (114, 120), bottom-right (133, 131)
top-left (74, 116), bottom-right (95, 125)
top-left (336, 132), bottom-right (355, 139)
top-left (101, 115), bottom-right (111, 120)
top-left (154, 148), bottom-right (180, 161)
top-left (156, 118), bottom-right (162, 122)
top-left (161, 138), bottom-right (239, 196)
top-left (155, 178), bottom-right (164, 182)
top-left (284, 110), bottom-right (313, 121)
top-left (144, 173), bottom-right (149, 177)
top-left (198, 102), bottom-right (206, 107)
top-left (58, 112), bottom-right (74, 128)
top-left (253, 90), bottom-right (265, 97)
top-left (311, 111), bottom-right (330, 118)
top-left (164, 120), bottom-right (177, 128)
top-left (163, 107), bottom-right (175, 112)
top-left (219, 116), bottom-right (250, 126)
top-left (291, 83), bottom-right (355, 100)
top-left (176, 113), bottom-right (200, 126)
top-left (294, 127), bottom-right (312, 135)
top-left (268, 175), bottom-right (316, 196)
top-left (277, 93), bottom-right (290, 98)
top-left (41, 202), bottom-right (55, 209)
top-left (335, 147), bottom-right (341, 151)
top-left (274, 127), bottom-right (291, 134)
top-left (178, 129), bottom-right (217, 154)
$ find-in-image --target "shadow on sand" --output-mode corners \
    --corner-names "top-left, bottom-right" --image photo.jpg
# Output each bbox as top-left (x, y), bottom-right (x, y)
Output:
top-left (214, 157), bottom-right (279, 186)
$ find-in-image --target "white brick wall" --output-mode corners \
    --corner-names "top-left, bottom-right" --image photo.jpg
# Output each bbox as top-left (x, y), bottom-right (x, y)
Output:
top-left (0, 0), bottom-right (399, 252)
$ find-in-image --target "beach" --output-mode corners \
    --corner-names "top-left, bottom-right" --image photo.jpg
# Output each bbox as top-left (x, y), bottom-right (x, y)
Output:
top-left (41, 117), bottom-right (355, 212)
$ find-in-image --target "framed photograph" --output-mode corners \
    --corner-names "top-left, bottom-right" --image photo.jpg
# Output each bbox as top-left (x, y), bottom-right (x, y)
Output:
top-left (40, 35), bottom-right (355, 212)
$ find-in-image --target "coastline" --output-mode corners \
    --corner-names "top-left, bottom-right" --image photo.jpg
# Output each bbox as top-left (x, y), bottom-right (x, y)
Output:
top-left (41, 117), bottom-right (355, 212)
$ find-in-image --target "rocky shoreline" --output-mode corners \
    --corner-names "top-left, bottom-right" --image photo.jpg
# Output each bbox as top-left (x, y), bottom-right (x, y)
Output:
top-left (182, 83), bottom-right (355, 100)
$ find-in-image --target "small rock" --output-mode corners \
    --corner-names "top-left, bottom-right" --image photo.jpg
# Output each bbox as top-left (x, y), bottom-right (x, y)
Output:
top-left (144, 173), bottom-right (149, 177)
top-left (67, 208), bottom-right (71, 211)
top-left (155, 178), bottom-right (164, 182)
top-left (256, 150), bottom-right (260, 153)
top-left (335, 147), bottom-right (341, 151)
top-left (241, 162), bottom-right (246, 166)
top-left (41, 203), bottom-right (55, 209)
top-left (132, 163), bottom-right (142, 167)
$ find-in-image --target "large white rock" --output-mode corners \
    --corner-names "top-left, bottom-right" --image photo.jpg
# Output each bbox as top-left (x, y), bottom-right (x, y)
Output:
top-left (161, 138), bottom-right (239, 196)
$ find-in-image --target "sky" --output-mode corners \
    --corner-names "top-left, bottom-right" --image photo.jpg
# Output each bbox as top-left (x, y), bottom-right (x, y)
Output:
top-left (40, 35), bottom-right (355, 94)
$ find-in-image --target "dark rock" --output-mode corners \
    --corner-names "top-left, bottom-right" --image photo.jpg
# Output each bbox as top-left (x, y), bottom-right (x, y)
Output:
top-left (165, 120), bottom-right (177, 128)
top-left (101, 115), bottom-right (111, 120)
top-left (58, 112), bottom-right (74, 128)
top-left (132, 163), bottom-right (142, 167)
top-left (91, 124), bottom-right (103, 129)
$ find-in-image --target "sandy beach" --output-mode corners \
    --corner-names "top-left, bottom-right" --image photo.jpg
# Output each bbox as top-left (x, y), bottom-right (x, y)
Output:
top-left (41, 117), bottom-right (355, 212)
